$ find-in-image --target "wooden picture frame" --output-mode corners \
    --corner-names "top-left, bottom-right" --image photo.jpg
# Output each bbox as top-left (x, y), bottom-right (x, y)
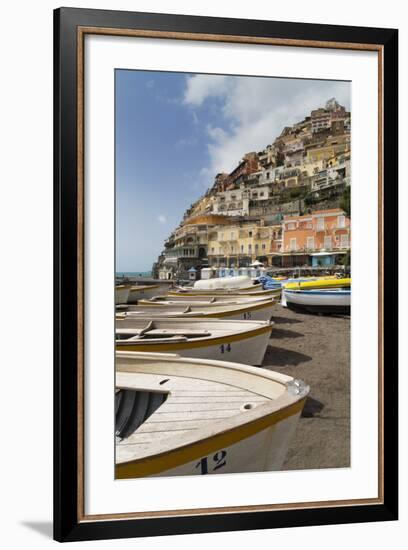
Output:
top-left (54, 7), bottom-right (398, 542)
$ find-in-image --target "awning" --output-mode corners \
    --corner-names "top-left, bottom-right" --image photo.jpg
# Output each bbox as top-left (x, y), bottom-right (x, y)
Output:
top-left (310, 251), bottom-right (346, 256)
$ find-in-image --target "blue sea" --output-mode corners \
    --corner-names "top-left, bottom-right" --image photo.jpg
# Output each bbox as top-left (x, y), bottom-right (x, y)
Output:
top-left (116, 271), bottom-right (152, 277)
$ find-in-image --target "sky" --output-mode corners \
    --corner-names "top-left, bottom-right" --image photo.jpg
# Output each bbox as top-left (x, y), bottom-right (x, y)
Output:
top-left (115, 70), bottom-right (350, 272)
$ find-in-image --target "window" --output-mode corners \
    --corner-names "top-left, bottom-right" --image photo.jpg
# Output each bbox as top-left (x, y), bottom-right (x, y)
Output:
top-left (230, 232), bottom-right (235, 240)
top-left (324, 236), bottom-right (332, 249)
top-left (240, 245), bottom-right (244, 253)
top-left (255, 244), bottom-right (259, 251)
top-left (337, 215), bottom-right (346, 228)
top-left (290, 238), bottom-right (297, 251)
top-left (248, 231), bottom-right (253, 237)
top-left (260, 192), bottom-right (264, 197)
top-left (211, 247), bottom-right (214, 253)
top-left (306, 236), bottom-right (314, 249)
top-left (340, 234), bottom-right (349, 248)
top-left (287, 222), bottom-right (296, 230)
top-left (248, 244), bottom-right (252, 252)
top-left (262, 243), bottom-right (266, 250)
top-left (266, 172), bottom-right (270, 179)
top-left (316, 217), bottom-right (325, 231)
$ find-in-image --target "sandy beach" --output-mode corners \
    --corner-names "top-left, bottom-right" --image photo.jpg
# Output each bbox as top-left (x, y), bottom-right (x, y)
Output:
top-left (263, 304), bottom-right (350, 470)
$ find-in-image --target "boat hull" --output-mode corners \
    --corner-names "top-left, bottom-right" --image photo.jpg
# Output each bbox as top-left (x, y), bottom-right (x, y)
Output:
top-left (284, 289), bottom-right (350, 314)
top-left (116, 324), bottom-right (272, 366)
top-left (128, 285), bottom-right (161, 303)
top-left (168, 287), bottom-right (280, 298)
top-left (116, 402), bottom-right (303, 478)
top-left (115, 286), bottom-right (131, 304)
top-left (138, 295), bottom-right (270, 306)
top-left (222, 302), bottom-right (275, 321)
top-left (193, 275), bottom-right (252, 290)
top-left (284, 277), bottom-right (351, 291)
top-left (121, 300), bottom-right (276, 322)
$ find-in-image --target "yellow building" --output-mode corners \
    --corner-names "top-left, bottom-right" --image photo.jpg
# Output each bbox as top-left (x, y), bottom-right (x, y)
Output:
top-left (207, 221), bottom-right (282, 267)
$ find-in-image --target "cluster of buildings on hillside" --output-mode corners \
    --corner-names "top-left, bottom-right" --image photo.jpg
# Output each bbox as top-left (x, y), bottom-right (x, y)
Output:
top-left (153, 99), bottom-right (351, 280)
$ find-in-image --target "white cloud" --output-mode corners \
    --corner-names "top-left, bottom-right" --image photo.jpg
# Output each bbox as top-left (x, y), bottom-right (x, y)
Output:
top-left (182, 75), bottom-right (351, 180)
top-left (157, 214), bottom-right (167, 224)
top-left (183, 74), bottom-right (230, 106)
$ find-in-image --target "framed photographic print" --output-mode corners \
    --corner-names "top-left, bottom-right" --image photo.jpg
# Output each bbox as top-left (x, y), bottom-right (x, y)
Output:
top-left (54, 7), bottom-right (398, 542)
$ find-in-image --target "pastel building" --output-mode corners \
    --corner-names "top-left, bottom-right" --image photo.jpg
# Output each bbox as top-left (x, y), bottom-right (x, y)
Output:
top-left (281, 209), bottom-right (350, 267)
top-left (207, 221), bottom-right (282, 268)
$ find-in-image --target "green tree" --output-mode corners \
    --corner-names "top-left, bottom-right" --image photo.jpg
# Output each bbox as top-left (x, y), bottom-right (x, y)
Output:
top-left (340, 186), bottom-right (351, 216)
top-left (289, 187), bottom-right (302, 199)
top-left (339, 250), bottom-right (350, 267)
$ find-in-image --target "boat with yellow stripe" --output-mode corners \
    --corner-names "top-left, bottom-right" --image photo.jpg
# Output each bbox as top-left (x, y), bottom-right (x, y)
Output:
top-left (127, 284), bottom-right (162, 304)
top-left (137, 295), bottom-right (274, 307)
top-left (115, 351), bottom-right (309, 478)
top-left (168, 287), bottom-right (280, 298)
top-left (116, 318), bottom-right (273, 365)
top-left (117, 298), bottom-right (276, 321)
top-left (283, 277), bottom-right (351, 291)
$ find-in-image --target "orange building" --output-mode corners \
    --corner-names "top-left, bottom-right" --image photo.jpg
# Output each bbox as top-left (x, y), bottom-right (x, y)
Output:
top-left (281, 209), bottom-right (350, 267)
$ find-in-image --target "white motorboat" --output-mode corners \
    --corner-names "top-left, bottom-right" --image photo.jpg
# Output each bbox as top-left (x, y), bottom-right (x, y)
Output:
top-left (116, 317), bottom-right (273, 365)
top-left (283, 288), bottom-right (351, 314)
top-left (115, 351), bottom-right (309, 478)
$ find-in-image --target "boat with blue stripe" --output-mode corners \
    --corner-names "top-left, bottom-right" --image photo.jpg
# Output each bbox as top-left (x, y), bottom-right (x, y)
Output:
top-left (283, 288), bottom-right (350, 315)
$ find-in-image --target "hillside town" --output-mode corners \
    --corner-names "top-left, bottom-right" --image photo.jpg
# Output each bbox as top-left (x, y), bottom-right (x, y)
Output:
top-left (153, 98), bottom-right (351, 280)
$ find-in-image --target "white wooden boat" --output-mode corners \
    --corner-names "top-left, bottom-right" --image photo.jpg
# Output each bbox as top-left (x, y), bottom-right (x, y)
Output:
top-left (283, 277), bottom-right (351, 291)
top-left (115, 351), bottom-right (309, 478)
top-left (284, 288), bottom-right (351, 314)
top-left (137, 295), bottom-right (274, 307)
top-left (115, 285), bottom-right (131, 305)
top-left (168, 287), bottom-right (280, 298)
top-left (117, 299), bottom-right (276, 321)
top-left (193, 275), bottom-right (253, 290)
top-left (116, 318), bottom-right (273, 365)
top-left (128, 284), bottom-right (162, 304)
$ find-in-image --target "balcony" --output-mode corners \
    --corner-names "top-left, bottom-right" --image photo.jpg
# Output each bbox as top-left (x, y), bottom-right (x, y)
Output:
top-left (282, 243), bottom-right (350, 254)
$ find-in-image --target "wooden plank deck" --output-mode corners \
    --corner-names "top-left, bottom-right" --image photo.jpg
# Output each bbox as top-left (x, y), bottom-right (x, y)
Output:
top-left (116, 371), bottom-right (269, 457)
